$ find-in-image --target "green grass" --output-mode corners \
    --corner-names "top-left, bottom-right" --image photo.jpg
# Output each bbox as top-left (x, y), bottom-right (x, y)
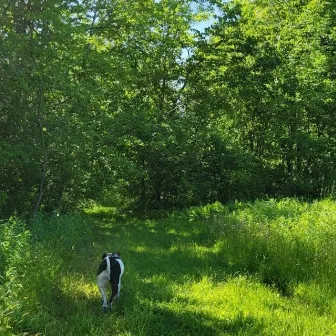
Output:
top-left (1, 199), bottom-right (336, 335)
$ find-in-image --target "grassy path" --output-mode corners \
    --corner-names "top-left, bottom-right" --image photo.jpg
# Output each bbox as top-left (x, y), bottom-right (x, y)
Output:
top-left (20, 207), bottom-right (336, 336)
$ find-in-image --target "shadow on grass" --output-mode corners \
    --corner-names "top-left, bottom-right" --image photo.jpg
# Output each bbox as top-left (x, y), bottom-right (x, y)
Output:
top-left (135, 304), bottom-right (265, 336)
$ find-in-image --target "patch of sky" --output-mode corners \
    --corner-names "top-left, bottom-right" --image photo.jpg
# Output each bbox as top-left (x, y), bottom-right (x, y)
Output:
top-left (190, 1), bottom-right (222, 33)
top-left (179, 1), bottom-right (225, 59)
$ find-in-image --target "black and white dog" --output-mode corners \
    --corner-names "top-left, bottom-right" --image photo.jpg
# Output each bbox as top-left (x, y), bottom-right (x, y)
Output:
top-left (97, 252), bottom-right (124, 312)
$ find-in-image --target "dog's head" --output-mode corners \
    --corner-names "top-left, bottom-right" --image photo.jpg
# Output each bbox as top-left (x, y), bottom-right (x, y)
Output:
top-left (102, 252), bottom-right (120, 259)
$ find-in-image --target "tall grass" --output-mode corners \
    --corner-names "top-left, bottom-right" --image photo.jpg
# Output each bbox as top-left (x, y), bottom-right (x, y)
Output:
top-left (1, 198), bottom-right (336, 335)
top-left (187, 199), bottom-right (336, 295)
top-left (0, 217), bottom-right (31, 336)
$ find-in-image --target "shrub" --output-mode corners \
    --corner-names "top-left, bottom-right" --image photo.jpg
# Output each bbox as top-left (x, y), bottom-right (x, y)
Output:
top-left (0, 217), bottom-right (31, 335)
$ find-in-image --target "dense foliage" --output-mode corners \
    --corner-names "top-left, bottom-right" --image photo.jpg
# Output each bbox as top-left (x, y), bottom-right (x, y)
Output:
top-left (1, 0), bottom-right (336, 217)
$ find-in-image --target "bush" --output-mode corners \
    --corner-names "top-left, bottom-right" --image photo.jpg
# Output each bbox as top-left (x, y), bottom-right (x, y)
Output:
top-left (0, 217), bottom-right (31, 335)
top-left (0, 213), bottom-right (94, 335)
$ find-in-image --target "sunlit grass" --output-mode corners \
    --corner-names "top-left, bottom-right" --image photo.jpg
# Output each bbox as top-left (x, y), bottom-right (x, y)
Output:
top-left (2, 199), bottom-right (336, 335)
top-left (172, 276), bottom-right (336, 335)
top-left (60, 275), bottom-right (97, 300)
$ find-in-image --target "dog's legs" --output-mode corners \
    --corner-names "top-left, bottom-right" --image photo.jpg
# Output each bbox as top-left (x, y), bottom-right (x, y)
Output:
top-left (116, 258), bottom-right (124, 300)
top-left (97, 272), bottom-right (109, 311)
top-left (108, 280), bottom-right (119, 309)
top-left (116, 279), bottom-right (122, 299)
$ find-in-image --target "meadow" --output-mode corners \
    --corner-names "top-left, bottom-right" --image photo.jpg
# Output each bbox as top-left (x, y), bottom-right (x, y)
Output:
top-left (1, 198), bottom-right (336, 335)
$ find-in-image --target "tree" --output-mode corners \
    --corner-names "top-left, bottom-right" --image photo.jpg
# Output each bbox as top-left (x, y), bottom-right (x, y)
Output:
top-left (187, 0), bottom-right (336, 199)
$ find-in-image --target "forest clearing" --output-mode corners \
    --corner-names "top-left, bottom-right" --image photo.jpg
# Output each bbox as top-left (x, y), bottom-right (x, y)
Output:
top-left (1, 0), bottom-right (336, 335)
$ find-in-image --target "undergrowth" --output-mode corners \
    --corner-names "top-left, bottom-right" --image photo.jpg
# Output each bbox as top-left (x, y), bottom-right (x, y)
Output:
top-left (1, 198), bottom-right (336, 335)
top-left (184, 199), bottom-right (336, 295)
